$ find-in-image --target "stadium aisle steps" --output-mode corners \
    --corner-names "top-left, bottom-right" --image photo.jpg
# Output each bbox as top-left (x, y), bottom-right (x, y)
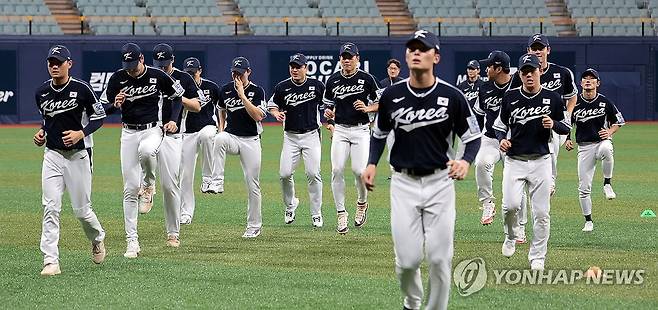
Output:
top-left (376, 0), bottom-right (416, 35)
top-left (44, 0), bottom-right (90, 34)
top-left (217, 0), bottom-right (250, 35)
top-left (545, 0), bottom-right (576, 36)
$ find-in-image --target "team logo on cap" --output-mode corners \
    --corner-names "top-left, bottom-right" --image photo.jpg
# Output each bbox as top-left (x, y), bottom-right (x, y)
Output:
top-left (532, 34), bottom-right (542, 42)
top-left (234, 59), bottom-right (242, 66)
top-left (123, 52), bottom-right (133, 61)
top-left (51, 46), bottom-right (62, 54)
top-left (413, 29), bottom-right (428, 39)
top-left (342, 44), bottom-right (352, 51)
top-left (156, 51), bottom-right (166, 59)
top-left (187, 60), bottom-right (195, 67)
top-left (522, 55), bottom-right (533, 63)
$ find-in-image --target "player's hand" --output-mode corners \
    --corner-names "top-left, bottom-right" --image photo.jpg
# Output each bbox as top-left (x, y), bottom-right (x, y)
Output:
top-left (353, 100), bottom-right (367, 112)
top-left (362, 164), bottom-right (378, 191)
top-left (33, 129), bottom-right (46, 147)
top-left (272, 110), bottom-right (286, 122)
top-left (447, 159), bottom-right (470, 180)
top-left (324, 108), bottom-right (335, 119)
top-left (164, 121), bottom-right (178, 133)
top-left (62, 130), bottom-right (84, 147)
top-left (326, 124), bottom-right (335, 139)
top-left (598, 128), bottom-right (611, 140)
top-left (542, 115), bottom-right (554, 129)
top-left (565, 139), bottom-right (574, 151)
top-left (234, 77), bottom-right (245, 98)
top-left (114, 91), bottom-right (126, 108)
top-left (500, 139), bottom-right (511, 152)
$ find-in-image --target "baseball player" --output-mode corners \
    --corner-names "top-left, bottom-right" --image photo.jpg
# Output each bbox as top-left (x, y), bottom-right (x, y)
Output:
top-left (101, 43), bottom-right (184, 258)
top-left (493, 54), bottom-right (571, 271)
top-left (211, 57), bottom-right (267, 238)
top-left (34, 45), bottom-right (107, 276)
top-left (323, 42), bottom-right (381, 234)
top-left (472, 51), bottom-right (512, 225)
top-left (180, 57), bottom-right (221, 224)
top-left (363, 30), bottom-right (481, 310)
top-left (455, 60), bottom-right (484, 159)
top-left (151, 43), bottom-right (202, 245)
top-left (510, 33), bottom-right (578, 196)
top-left (565, 68), bottom-right (625, 232)
top-left (268, 53), bottom-right (326, 227)
top-left (379, 58), bottom-right (403, 88)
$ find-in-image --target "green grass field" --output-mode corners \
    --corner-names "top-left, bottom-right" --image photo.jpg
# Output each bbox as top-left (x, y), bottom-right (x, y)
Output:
top-left (0, 124), bottom-right (656, 309)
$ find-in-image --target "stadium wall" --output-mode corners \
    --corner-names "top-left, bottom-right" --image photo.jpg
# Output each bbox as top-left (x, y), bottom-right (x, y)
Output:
top-left (0, 36), bottom-right (655, 123)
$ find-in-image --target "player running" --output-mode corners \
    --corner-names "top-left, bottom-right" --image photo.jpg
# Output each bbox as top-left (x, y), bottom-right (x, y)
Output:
top-left (363, 30), bottom-right (481, 310)
top-left (180, 57), bottom-right (221, 224)
top-left (35, 45), bottom-right (106, 275)
top-left (323, 42), bottom-right (381, 234)
top-left (151, 43), bottom-right (202, 246)
top-left (211, 57), bottom-right (267, 238)
top-left (565, 68), bottom-right (625, 232)
top-left (102, 43), bottom-right (185, 258)
top-left (494, 54), bottom-right (571, 271)
top-left (268, 53), bottom-right (326, 227)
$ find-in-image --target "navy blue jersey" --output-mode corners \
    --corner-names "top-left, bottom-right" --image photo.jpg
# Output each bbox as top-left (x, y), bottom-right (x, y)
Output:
top-left (372, 78), bottom-right (482, 170)
top-left (510, 62), bottom-right (577, 102)
top-left (35, 77), bottom-right (106, 150)
top-left (162, 68), bottom-right (202, 133)
top-left (493, 87), bottom-right (570, 157)
top-left (379, 76), bottom-right (404, 89)
top-left (323, 70), bottom-right (382, 125)
top-left (571, 93), bottom-right (625, 143)
top-left (473, 79), bottom-right (511, 139)
top-left (267, 77), bottom-right (325, 132)
top-left (217, 81), bottom-right (267, 137)
top-left (457, 78), bottom-right (484, 108)
top-left (185, 78), bottom-right (220, 133)
top-left (101, 66), bottom-right (184, 125)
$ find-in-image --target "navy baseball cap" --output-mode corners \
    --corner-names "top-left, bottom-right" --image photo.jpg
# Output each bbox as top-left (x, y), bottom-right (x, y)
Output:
top-left (152, 43), bottom-right (174, 67)
top-left (121, 43), bottom-right (142, 70)
top-left (518, 53), bottom-right (541, 70)
top-left (47, 45), bottom-right (71, 62)
top-left (479, 51), bottom-right (510, 69)
top-left (467, 60), bottom-right (480, 69)
top-left (406, 29), bottom-right (440, 51)
top-left (289, 53), bottom-right (307, 66)
top-left (339, 42), bottom-right (359, 56)
top-left (581, 68), bottom-right (600, 80)
top-left (231, 57), bottom-right (250, 74)
top-left (528, 33), bottom-right (550, 48)
top-left (183, 57), bottom-right (201, 73)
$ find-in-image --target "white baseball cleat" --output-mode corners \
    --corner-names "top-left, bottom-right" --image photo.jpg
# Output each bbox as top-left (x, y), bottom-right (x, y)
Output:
top-left (582, 221), bottom-right (594, 232)
top-left (336, 211), bottom-right (349, 234)
top-left (138, 185), bottom-right (155, 214)
top-left (124, 239), bottom-right (141, 258)
top-left (180, 214), bottom-right (192, 225)
top-left (312, 215), bottom-right (323, 228)
top-left (92, 241), bottom-right (106, 264)
top-left (480, 201), bottom-right (496, 225)
top-left (242, 227), bottom-right (261, 238)
top-left (166, 235), bottom-right (180, 248)
top-left (531, 259), bottom-right (545, 271)
top-left (206, 182), bottom-right (224, 194)
top-left (354, 202), bottom-right (368, 227)
top-left (284, 210), bottom-right (295, 224)
top-left (603, 184), bottom-right (616, 200)
top-left (515, 227), bottom-right (527, 244)
top-left (502, 238), bottom-right (516, 257)
top-left (40, 263), bottom-right (61, 276)
top-left (200, 182), bottom-right (210, 193)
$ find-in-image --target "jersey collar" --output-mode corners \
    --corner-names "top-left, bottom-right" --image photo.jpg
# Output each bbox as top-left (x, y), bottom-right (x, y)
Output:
top-left (519, 85), bottom-right (543, 99)
top-left (406, 77), bottom-right (438, 98)
top-left (290, 77), bottom-right (307, 87)
top-left (580, 93), bottom-right (599, 103)
top-left (50, 77), bottom-right (71, 92)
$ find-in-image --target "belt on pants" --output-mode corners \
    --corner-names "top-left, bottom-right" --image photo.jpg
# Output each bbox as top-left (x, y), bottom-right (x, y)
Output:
top-left (393, 167), bottom-right (443, 177)
top-left (508, 154), bottom-right (544, 161)
top-left (286, 128), bottom-right (318, 134)
top-left (123, 122), bottom-right (158, 130)
top-left (338, 122), bottom-right (368, 127)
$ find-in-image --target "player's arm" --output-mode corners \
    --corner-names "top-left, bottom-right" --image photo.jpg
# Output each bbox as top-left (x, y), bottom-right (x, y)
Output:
top-left (362, 92), bottom-right (393, 191)
top-left (448, 93), bottom-right (482, 180)
top-left (600, 100), bottom-right (625, 139)
top-left (322, 79), bottom-right (336, 130)
top-left (548, 97), bottom-right (571, 135)
top-left (360, 74), bottom-right (382, 113)
top-left (493, 99), bottom-right (511, 151)
top-left (100, 75), bottom-right (121, 114)
top-left (472, 90), bottom-right (486, 128)
top-left (63, 84), bottom-right (106, 147)
top-left (181, 73), bottom-right (201, 112)
top-left (33, 91), bottom-right (46, 146)
top-left (267, 87), bottom-right (286, 122)
top-left (234, 78), bottom-right (265, 121)
top-left (563, 68), bottom-right (579, 114)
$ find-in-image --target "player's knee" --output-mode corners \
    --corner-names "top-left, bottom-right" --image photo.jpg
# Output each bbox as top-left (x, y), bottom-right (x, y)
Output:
top-left (123, 184), bottom-right (139, 200)
top-left (396, 254), bottom-right (423, 270)
top-left (426, 253), bottom-right (452, 269)
top-left (137, 143), bottom-right (158, 159)
top-left (331, 166), bottom-right (344, 177)
top-left (214, 132), bottom-right (229, 145)
top-left (534, 211), bottom-right (550, 224)
top-left (72, 206), bottom-right (91, 219)
top-left (502, 201), bottom-right (521, 213)
top-left (279, 170), bottom-right (293, 181)
top-left (305, 170), bottom-right (321, 183)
